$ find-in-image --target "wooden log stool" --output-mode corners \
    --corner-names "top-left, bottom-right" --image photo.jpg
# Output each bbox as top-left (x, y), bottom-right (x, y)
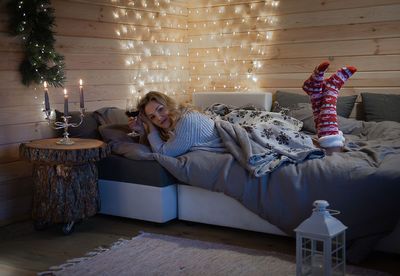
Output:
top-left (20, 138), bottom-right (109, 234)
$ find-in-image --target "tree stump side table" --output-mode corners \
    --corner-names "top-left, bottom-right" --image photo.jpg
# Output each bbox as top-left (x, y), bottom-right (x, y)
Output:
top-left (20, 138), bottom-right (110, 234)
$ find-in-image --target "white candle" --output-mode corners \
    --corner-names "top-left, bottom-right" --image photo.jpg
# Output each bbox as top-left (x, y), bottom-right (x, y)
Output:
top-left (43, 81), bottom-right (50, 111)
top-left (79, 79), bottom-right (84, 108)
top-left (63, 89), bottom-right (69, 116)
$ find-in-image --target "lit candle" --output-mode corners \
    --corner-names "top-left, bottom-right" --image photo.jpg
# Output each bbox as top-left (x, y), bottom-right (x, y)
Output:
top-left (63, 89), bottom-right (69, 116)
top-left (43, 81), bottom-right (50, 111)
top-left (79, 79), bottom-right (84, 108)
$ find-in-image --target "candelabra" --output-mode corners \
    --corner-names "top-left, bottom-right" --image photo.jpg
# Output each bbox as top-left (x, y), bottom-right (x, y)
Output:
top-left (44, 108), bottom-right (85, 145)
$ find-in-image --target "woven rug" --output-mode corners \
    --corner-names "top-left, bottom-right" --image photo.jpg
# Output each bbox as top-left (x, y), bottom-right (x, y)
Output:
top-left (39, 232), bottom-right (388, 276)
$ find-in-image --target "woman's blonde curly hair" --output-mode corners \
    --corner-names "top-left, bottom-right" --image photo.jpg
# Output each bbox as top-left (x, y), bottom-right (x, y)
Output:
top-left (137, 91), bottom-right (194, 141)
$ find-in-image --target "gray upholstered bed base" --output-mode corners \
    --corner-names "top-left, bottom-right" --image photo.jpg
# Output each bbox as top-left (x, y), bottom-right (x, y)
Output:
top-left (98, 155), bottom-right (178, 223)
top-left (97, 154), bottom-right (286, 233)
top-left (99, 179), bottom-right (177, 223)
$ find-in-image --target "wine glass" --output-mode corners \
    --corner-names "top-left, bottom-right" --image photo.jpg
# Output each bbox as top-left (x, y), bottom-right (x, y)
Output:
top-left (125, 98), bottom-right (141, 137)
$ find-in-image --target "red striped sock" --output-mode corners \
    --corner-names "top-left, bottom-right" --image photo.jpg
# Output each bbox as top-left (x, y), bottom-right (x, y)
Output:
top-left (302, 62), bottom-right (330, 131)
top-left (318, 66), bottom-right (357, 138)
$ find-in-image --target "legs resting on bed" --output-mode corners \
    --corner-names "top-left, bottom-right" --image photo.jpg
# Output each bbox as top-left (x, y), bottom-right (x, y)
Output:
top-left (312, 138), bottom-right (343, 155)
top-left (303, 62), bottom-right (357, 155)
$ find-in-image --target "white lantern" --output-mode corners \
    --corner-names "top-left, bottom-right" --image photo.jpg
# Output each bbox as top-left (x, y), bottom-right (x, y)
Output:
top-left (295, 200), bottom-right (347, 276)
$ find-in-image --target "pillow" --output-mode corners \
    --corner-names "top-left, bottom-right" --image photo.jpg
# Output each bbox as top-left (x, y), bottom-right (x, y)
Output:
top-left (98, 124), bottom-right (154, 160)
top-left (109, 142), bottom-right (154, 161)
top-left (54, 110), bottom-right (100, 139)
top-left (98, 123), bottom-right (136, 143)
top-left (361, 93), bottom-right (400, 122)
top-left (273, 102), bottom-right (316, 134)
top-left (274, 101), bottom-right (365, 135)
top-left (98, 124), bottom-right (153, 160)
top-left (273, 90), bottom-right (357, 118)
top-left (94, 107), bottom-right (128, 125)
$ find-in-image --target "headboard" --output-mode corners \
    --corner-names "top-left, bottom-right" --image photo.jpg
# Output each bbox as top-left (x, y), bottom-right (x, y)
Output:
top-left (193, 92), bottom-right (273, 111)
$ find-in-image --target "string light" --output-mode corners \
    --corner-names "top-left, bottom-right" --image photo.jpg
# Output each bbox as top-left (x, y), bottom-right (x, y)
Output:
top-left (114, 0), bottom-right (279, 97)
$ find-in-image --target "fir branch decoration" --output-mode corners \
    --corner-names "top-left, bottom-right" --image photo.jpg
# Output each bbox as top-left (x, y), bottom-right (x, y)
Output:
top-left (8, 0), bottom-right (66, 87)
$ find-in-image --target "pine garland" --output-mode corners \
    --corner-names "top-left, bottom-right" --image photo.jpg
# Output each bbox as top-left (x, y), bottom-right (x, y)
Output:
top-left (8, 0), bottom-right (66, 87)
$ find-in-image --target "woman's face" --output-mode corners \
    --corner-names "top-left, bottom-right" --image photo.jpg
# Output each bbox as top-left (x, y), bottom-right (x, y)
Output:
top-left (144, 100), bottom-right (172, 129)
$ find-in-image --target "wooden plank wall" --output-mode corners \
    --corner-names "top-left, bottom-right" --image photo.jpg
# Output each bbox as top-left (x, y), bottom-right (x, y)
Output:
top-left (0, 0), bottom-right (189, 225)
top-left (187, 0), bottom-right (400, 106)
top-left (1, 0), bottom-right (400, 225)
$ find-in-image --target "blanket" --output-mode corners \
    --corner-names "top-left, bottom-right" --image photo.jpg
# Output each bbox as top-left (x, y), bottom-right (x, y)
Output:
top-left (104, 107), bottom-right (400, 263)
top-left (207, 104), bottom-right (324, 176)
top-left (153, 116), bottom-right (400, 263)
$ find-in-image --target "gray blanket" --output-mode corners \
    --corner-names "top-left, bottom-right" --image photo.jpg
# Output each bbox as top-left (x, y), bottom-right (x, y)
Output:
top-left (153, 116), bottom-right (400, 262)
top-left (104, 112), bottom-right (400, 262)
top-left (215, 120), bottom-right (324, 177)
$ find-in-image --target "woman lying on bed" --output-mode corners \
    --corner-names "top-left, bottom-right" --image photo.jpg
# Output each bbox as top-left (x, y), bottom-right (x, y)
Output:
top-left (128, 62), bottom-right (357, 157)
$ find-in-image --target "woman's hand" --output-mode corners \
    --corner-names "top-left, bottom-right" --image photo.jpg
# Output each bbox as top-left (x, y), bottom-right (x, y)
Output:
top-left (139, 113), bottom-right (157, 133)
top-left (128, 116), bottom-right (145, 136)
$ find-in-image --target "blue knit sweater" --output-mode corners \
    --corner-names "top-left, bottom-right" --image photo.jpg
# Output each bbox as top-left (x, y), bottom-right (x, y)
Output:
top-left (147, 111), bottom-right (226, 157)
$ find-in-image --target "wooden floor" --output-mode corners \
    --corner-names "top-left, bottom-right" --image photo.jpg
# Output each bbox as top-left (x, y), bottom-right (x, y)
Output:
top-left (0, 215), bottom-right (398, 275)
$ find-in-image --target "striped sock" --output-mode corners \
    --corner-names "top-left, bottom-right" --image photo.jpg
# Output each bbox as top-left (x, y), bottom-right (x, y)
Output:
top-left (318, 66), bottom-right (357, 139)
top-left (302, 62), bottom-right (330, 131)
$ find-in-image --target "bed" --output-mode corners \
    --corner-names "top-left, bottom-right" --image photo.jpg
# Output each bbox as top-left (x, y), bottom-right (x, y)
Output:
top-left (91, 91), bottom-right (400, 263)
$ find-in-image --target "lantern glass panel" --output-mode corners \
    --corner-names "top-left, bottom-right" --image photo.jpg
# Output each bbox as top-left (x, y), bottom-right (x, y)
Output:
top-left (332, 234), bottom-right (344, 251)
top-left (331, 247), bottom-right (344, 264)
top-left (311, 252), bottom-right (324, 273)
top-left (332, 236), bottom-right (338, 251)
top-left (302, 247), bottom-right (312, 263)
top-left (303, 237), bottom-right (311, 249)
top-left (314, 240), bottom-right (324, 253)
top-left (331, 233), bottom-right (346, 276)
top-left (338, 233), bottom-right (344, 247)
top-left (311, 239), bottom-right (325, 274)
top-left (301, 237), bottom-right (312, 275)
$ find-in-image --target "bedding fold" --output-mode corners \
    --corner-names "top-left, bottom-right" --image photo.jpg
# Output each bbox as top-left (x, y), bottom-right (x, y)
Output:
top-left (215, 120), bottom-right (324, 177)
top-left (205, 103), bottom-right (325, 176)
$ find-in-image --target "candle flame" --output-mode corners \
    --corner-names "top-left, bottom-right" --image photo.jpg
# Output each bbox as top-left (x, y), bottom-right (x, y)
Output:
top-left (64, 89), bottom-right (67, 95)
top-left (80, 79), bottom-right (83, 86)
top-left (44, 81), bottom-right (47, 89)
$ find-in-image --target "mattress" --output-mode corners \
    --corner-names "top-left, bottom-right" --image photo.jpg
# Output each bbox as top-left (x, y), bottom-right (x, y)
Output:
top-left (98, 154), bottom-right (177, 187)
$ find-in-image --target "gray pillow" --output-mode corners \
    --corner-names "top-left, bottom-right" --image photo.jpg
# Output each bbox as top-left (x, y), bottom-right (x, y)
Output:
top-left (361, 93), bottom-right (400, 123)
top-left (273, 102), bottom-right (316, 134)
top-left (274, 102), bottom-right (355, 135)
top-left (94, 107), bottom-right (128, 125)
top-left (99, 124), bottom-right (153, 160)
top-left (54, 110), bottom-right (100, 139)
top-left (273, 90), bottom-right (357, 118)
top-left (98, 123), bottom-right (135, 143)
top-left (110, 142), bottom-right (154, 161)
top-left (287, 103), bottom-right (316, 134)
